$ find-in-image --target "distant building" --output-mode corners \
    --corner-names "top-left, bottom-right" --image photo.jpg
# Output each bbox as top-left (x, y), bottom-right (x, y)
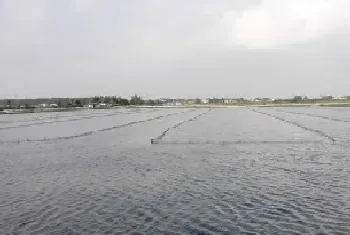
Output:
top-left (176, 99), bottom-right (185, 105)
top-left (321, 95), bottom-right (333, 100)
top-left (49, 104), bottom-right (58, 108)
top-left (254, 98), bottom-right (271, 102)
top-left (224, 99), bottom-right (238, 104)
top-left (98, 103), bottom-right (109, 108)
top-left (184, 99), bottom-right (196, 105)
top-left (159, 98), bottom-right (177, 106)
top-left (201, 99), bottom-right (209, 104)
top-left (158, 99), bottom-right (169, 105)
top-left (88, 103), bottom-right (110, 109)
top-left (293, 96), bottom-right (308, 100)
top-left (39, 104), bottom-right (48, 108)
top-left (208, 98), bottom-right (224, 104)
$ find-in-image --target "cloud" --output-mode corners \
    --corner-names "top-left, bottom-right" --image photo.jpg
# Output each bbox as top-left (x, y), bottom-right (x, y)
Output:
top-left (1, 0), bottom-right (350, 98)
top-left (0, 0), bottom-right (49, 45)
top-left (72, 0), bottom-right (97, 12)
top-left (1, 0), bottom-right (48, 22)
top-left (231, 0), bottom-right (350, 49)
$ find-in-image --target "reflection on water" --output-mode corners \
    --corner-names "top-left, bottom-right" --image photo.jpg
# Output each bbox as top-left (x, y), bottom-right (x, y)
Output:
top-left (1, 108), bottom-right (350, 234)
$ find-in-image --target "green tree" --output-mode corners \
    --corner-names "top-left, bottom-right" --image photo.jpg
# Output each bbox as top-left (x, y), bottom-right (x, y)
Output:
top-left (104, 96), bottom-right (112, 104)
top-left (154, 99), bottom-right (162, 105)
top-left (75, 100), bottom-right (82, 107)
top-left (130, 95), bottom-right (144, 105)
top-left (6, 100), bottom-right (11, 107)
top-left (120, 98), bottom-right (129, 106)
top-left (147, 99), bottom-right (155, 105)
top-left (91, 96), bottom-right (100, 103)
top-left (111, 96), bottom-right (118, 105)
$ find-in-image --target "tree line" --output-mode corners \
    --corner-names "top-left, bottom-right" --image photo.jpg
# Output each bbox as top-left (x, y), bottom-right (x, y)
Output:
top-left (89, 95), bottom-right (161, 106)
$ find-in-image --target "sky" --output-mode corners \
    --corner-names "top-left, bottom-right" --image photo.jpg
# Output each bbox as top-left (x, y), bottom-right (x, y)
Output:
top-left (1, 0), bottom-right (350, 99)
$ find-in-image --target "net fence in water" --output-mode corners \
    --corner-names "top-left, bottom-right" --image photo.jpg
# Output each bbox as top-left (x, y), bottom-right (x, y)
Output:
top-left (150, 139), bottom-right (326, 145)
top-left (250, 109), bottom-right (336, 143)
top-left (152, 108), bottom-right (213, 143)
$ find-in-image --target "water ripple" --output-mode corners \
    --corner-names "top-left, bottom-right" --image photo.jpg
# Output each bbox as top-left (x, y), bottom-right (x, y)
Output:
top-left (1, 108), bottom-right (350, 234)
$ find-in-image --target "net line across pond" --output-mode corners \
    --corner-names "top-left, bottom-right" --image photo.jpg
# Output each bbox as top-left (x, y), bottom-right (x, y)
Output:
top-left (151, 139), bottom-right (326, 145)
top-left (151, 108), bottom-right (213, 144)
top-left (0, 109), bottom-right (197, 145)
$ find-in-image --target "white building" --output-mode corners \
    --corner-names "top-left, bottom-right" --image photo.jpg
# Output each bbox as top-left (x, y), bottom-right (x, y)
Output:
top-left (39, 104), bottom-right (48, 108)
top-left (224, 99), bottom-right (238, 104)
top-left (201, 99), bottom-right (209, 104)
top-left (49, 104), bottom-right (58, 108)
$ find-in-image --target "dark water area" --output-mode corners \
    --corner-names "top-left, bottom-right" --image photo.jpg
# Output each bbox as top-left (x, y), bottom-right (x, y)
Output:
top-left (1, 107), bottom-right (350, 234)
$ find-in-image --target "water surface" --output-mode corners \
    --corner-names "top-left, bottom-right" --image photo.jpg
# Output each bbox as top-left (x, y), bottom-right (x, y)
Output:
top-left (1, 107), bottom-right (350, 234)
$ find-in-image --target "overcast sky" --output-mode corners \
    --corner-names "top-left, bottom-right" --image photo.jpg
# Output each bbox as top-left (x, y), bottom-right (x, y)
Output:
top-left (1, 0), bottom-right (350, 99)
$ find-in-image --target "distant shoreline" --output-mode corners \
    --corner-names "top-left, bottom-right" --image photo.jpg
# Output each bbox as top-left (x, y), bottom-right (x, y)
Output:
top-left (0, 107), bottom-right (89, 114)
top-left (133, 103), bottom-right (350, 108)
top-left (1, 103), bottom-right (349, 114)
